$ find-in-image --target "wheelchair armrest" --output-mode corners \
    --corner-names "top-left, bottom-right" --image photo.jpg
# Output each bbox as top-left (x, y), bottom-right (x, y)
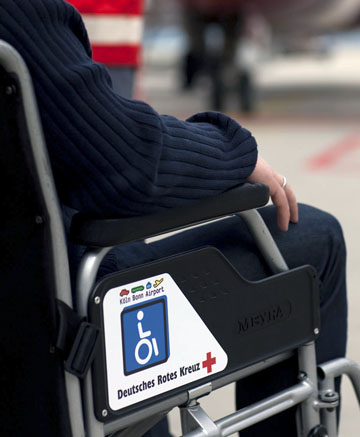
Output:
top-left (70, 182), bottom-right (269, 247)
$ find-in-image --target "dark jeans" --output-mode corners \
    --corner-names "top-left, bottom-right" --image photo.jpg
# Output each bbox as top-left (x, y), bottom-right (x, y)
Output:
top-left (98, 203), bottom-right (347, 436)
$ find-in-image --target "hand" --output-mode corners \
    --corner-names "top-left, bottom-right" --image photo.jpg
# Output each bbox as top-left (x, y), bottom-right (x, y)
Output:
top-left (248, 155), bottom-right (298, 231)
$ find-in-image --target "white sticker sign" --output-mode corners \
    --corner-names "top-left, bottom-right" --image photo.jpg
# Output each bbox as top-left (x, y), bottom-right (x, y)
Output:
top-left (102, 273), bottom-right (228, 411)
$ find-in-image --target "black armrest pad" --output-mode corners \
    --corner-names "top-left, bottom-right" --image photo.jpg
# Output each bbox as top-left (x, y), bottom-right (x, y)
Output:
top-left (70, 182), bottom-right (269, 247)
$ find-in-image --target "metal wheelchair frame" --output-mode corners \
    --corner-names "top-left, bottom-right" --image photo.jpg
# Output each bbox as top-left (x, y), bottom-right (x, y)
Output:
top-left (1, 40), bottom-right (359, 437)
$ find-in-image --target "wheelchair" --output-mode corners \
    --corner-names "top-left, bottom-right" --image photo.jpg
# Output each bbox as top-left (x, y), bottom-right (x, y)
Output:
top-left (1, 39), bottom-right (359, 437)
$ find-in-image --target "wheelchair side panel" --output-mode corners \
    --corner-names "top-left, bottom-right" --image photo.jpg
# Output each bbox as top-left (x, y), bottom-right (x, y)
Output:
top-left (89, 247), bottom-right (320, 423)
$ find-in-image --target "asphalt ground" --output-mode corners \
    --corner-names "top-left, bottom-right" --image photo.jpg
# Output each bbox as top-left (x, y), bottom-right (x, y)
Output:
top-left (138, 44), bottom-right (360, 436)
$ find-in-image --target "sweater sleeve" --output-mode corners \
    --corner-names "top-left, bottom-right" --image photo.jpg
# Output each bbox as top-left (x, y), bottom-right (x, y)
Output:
top-left (0, 0), bottom-right (258, 217)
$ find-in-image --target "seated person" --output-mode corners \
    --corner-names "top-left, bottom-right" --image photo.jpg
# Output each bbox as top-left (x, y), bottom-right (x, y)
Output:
top-left (0, 0), bottom-right (347, 435)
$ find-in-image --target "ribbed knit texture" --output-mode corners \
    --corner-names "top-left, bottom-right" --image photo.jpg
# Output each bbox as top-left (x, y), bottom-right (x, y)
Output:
top-left (0, 0), bottom-right (258, 217)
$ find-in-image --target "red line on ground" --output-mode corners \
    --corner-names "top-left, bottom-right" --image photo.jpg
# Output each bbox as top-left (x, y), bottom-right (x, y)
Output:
top-left (307, 133), bottom-right (360, 171)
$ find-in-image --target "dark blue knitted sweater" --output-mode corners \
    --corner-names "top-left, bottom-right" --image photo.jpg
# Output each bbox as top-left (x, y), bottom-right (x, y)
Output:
top-left (0, 0), bottom-right (258, 217)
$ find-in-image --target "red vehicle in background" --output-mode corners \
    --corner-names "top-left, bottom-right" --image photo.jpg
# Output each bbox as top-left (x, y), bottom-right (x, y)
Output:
top-left (68, 0), bottom-right (144, 97)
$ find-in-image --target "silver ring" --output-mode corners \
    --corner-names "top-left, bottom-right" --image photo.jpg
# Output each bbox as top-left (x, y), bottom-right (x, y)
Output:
top-left (281, 176), bottom-right (287, 189)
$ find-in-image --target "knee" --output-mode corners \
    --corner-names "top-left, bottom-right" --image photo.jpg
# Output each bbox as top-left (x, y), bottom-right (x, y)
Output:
top-left (299, 203), bottom-right (346, 260)
top-left (260, 203), bottom-right (346, 261)
top-left (327, 215), bottom-right (346, 260)
top-left (296, 205), bottom-right (347, 308)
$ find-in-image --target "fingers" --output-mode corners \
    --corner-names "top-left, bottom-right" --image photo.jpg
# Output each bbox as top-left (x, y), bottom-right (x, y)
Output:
top-left (285, 184), bottom-right (299, 224)
top-left (271, 184), bottom-right (290, 231)
top-left (247, 155), bottom-right (298, 231)
top-left (271, 180), bottom-right (298, 232)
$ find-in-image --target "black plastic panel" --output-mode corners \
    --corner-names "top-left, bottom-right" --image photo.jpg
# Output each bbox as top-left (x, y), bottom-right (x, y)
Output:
top-left (89, 247), bottom-right (320, 422)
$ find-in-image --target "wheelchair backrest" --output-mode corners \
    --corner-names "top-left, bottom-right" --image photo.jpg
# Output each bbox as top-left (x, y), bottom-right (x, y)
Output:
top-left (0, 42), bottom-right (73, 436)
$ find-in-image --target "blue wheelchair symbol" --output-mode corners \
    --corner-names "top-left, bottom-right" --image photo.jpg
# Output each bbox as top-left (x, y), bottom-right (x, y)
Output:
top-left (121, 297), bottom-right (169, 375)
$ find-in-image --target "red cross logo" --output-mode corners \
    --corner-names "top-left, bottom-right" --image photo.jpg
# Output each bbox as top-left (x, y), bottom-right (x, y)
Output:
top-left (202, 352), bottom-right (216, 373)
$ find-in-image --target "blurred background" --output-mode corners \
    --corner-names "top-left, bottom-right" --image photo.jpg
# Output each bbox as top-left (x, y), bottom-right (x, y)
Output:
top-left (140, 0), bottom-right (360, 116)
top-left (76, 0), bottom-right (360, 435)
